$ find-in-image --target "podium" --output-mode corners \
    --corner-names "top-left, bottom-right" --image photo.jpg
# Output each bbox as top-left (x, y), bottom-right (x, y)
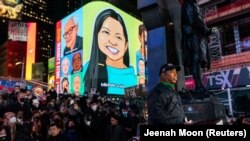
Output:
top-left (182, 98), bottom-right (226, 123)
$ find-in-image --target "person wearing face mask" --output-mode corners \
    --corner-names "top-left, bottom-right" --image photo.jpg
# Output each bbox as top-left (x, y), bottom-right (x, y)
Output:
top-left (16, 110), bottom-right (24, 125)
top-left (31, 98), bottom-right (40, 111)
top-left (91, 103), bottom-right (98, 112)
top-left (122, 109), bottom-right (128, 118)
top-left (89, 101), bottom-right (106, 141)
top-left (81, 114), bottom-right (94, 141)
top-left (68, 99), bottom-right (82, 117)
top-left (3, 112), bottom-right (17, 141)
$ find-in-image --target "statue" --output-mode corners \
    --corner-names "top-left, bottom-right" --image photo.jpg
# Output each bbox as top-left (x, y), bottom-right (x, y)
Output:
top-left (181, 0), bottom-right (212, 96)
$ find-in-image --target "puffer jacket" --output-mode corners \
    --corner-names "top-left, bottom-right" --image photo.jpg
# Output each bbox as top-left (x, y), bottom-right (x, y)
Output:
top-left (148, 83), bottom-right (185, 125)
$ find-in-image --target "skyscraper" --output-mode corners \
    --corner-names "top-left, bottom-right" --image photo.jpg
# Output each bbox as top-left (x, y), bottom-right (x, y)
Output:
top-left (21, 0), bottom-right (55, 82)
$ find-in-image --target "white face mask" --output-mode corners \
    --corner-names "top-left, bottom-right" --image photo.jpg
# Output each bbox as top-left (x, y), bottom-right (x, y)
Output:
top-left (33, 103), bottom-right (39, 108)
top-left (91, 105), bottom-right (97, 111)
top-left (33, 99), bottom-right (40, 107)
top-left (85, 121), bottom-right (91, 126)
top-left (10, 117), bottom-right (17, 123)
top-left (125, 101), bottom-right (129, 106)
top-left (70, 99), bottom-right (74, 105)
top-left (122, 112), bottom-right (128, 117)
top-left (17, 118), bottom-right (22, 123)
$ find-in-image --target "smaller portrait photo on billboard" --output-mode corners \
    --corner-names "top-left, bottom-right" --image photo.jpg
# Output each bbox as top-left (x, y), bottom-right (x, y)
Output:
top-left (71, 73), bottom-right (83, 96)
top-left (61, 56), bottom-right (71, 77)
top-left (137, 58), bottom-right (146, 85)
top-left (71, 51), bottom-right (83, 74)
top-left (61, 76), bottom-right (71, 94)
top-left (61, 8), bottom-right (83, 57)
top-left (136, 24), bottom-right (148, 85)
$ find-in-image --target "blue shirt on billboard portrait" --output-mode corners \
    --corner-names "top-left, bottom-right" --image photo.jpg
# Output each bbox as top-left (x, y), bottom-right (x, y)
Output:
top-left (106, 65), bottom-right (137, 95)
top-left (82, 62), bottom-right (137, 95)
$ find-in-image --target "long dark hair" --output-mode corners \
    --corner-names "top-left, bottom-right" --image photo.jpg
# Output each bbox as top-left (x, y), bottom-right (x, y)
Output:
top-left (84, 9), bottom-right (129, 95)
top-left (61, 77), bottom-right (69, 93)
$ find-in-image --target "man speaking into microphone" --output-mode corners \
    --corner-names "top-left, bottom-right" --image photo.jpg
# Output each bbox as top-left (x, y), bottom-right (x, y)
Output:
top-left (148, 63), bottom-right (192, 125)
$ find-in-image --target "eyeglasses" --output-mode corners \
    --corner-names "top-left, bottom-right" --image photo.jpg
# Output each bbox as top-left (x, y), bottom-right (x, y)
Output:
top-left (63, 25), bottom-right (76, 39)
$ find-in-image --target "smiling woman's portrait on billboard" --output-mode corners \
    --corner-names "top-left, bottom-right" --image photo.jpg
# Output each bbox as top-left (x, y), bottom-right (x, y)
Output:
top-left (56, 1), bottom-right (144, 95)
top-left (83, 9), bottom-right (137, 95)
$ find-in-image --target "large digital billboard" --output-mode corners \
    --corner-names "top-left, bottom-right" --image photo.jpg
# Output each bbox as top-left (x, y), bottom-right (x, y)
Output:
top-left (48, 57), bottom-right (55, 87)
top-left (8, 21), bottom-right (27, 41)
top-left (55, 1), bottom-right (147, 96)
top-left (0, 0), bottom-right (23, 20)
top-left (25, 23), bottom-right (36, 80)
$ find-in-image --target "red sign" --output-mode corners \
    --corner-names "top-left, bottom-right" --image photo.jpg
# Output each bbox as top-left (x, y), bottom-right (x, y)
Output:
top-left (55, 21), bottom-right (61, 93)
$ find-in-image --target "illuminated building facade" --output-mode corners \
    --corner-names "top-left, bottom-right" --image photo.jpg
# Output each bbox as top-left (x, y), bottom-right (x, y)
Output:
top-left (20, 0), bottom-right (55, 82)
top-left (183, 0), bottom-right (250, 114)
top-left (200, 0), bottom-right (250, 71)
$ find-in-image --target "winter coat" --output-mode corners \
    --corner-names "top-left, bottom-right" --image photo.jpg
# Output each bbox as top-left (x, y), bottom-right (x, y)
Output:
top-left (148, 83), bottom-right (185, 125)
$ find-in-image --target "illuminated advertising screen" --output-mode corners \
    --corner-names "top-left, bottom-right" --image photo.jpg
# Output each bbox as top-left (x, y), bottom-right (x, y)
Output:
top-left (185, 66), bottom-right (250, 90)
top-left (0, 0), bottom-right (23, 20)
top-left (55, 1), bottom-right (147, 96)
top-left (25, 23), bottom-right (36, 80)
top-left (48, 57), bottom-right (55, 73)
top-left (32, 62), bottom-right (45, 81)
top-left (48, 57), bottom-right (55, 86)
top-left (8, 21), bottom-right (27, 41)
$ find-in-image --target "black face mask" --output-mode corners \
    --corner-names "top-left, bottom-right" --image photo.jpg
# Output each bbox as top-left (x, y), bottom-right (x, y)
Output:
top-left (54, 118), bottom-right (61, 124)
top-left (61, 112), bottom-right (68, 117)
top-left (68, 125), bottom-right (76, 130)
top-left (20, 98), bottom-right (25, 102)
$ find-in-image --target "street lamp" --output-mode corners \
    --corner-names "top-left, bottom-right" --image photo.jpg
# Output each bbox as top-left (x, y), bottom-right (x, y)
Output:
top-left (15, 58), bottom-right (25, 82)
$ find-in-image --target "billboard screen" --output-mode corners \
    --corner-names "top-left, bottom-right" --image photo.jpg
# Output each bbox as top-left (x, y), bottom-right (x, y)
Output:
top-left (8, 21), bottom-right (27, 41)
top-left (32, 62), bottom-right (45, 81)
top-left (55, 1), bottom-right (146, 96)
top-left (0, 0), bottom-right (23, 20)
top-left (48, 57), bottom-right (55, 73)
top-left (25, 23), bottom-right (36, 80)
top-left (185, 66), bottom-right (250, 90)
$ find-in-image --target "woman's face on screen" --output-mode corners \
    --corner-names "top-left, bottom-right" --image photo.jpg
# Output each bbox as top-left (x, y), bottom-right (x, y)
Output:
top-left (98, 17), bottom-right (128, 62)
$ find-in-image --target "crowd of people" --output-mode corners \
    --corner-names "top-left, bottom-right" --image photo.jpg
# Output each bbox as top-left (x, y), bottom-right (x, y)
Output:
top-left (0, 86), bottom-right (145, 141)
top-left (0, 81), bottom-right (249, 141)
